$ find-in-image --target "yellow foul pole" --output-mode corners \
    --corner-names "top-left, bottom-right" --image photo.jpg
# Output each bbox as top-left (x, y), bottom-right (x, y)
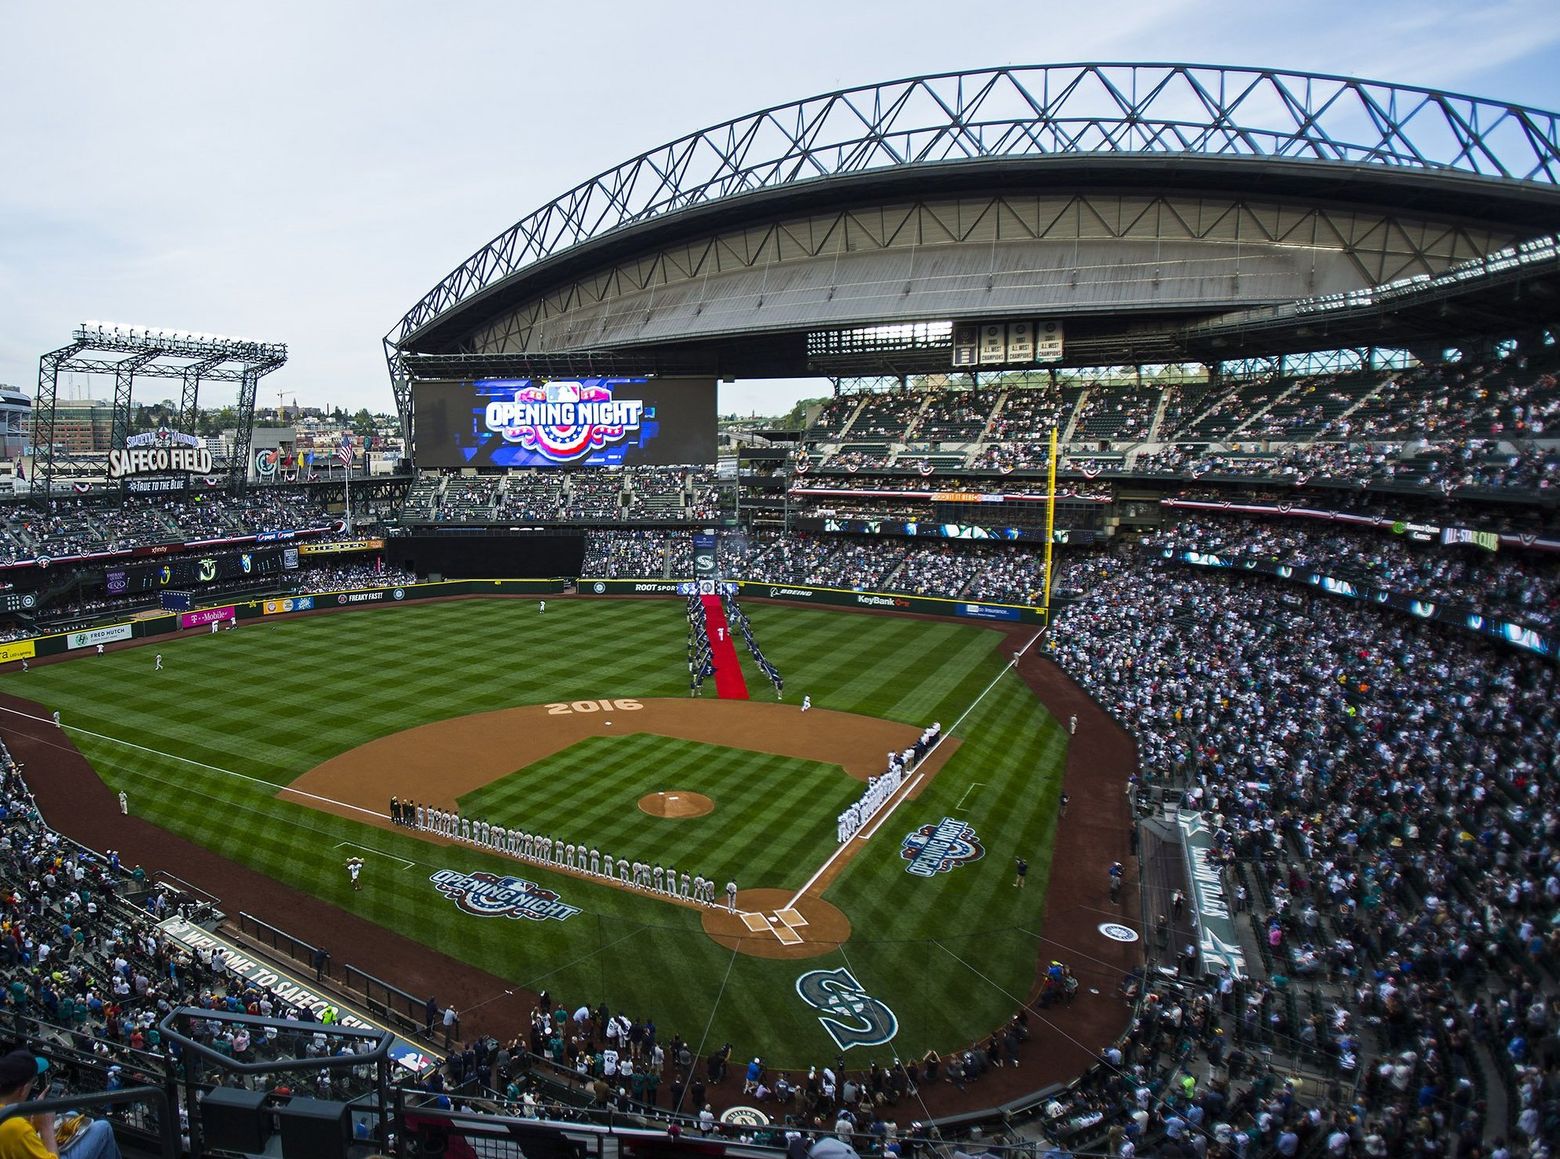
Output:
top-left (1041, 426), bottom-right (1058, 625)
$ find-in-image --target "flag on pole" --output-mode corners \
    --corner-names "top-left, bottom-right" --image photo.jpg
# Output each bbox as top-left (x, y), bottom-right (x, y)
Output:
top-left (337, 436), bottom-right (354, 469)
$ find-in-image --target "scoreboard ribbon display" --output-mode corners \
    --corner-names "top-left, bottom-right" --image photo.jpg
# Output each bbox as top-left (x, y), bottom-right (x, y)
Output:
top-left (413, 377), bottom-right (716, 469)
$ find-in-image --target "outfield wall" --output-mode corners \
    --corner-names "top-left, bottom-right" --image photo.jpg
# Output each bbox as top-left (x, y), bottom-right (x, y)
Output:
top-left (6, 579), bottom-right (566, 661)
top-left (2, 575), bottom-right (1038, 665)
top-left (577, 577), bottom-right (1046, 624)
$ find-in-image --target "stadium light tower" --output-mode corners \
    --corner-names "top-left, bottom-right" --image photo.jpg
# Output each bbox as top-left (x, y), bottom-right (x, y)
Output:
top-left (34, 323), bottom-right (288, 500)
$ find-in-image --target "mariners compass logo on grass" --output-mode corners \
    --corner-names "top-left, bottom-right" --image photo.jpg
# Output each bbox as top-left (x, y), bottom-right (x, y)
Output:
top-left (430, 869), bottom-right (580, 922)
top-left (900, 816), bottom-right (985, 877)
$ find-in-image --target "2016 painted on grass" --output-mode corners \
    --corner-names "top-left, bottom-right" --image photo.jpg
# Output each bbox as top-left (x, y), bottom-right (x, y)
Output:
top-left (544, 699), bottom-right (644, 714)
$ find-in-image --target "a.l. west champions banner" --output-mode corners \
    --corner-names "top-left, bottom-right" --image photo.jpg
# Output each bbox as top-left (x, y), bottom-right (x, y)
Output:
top-left (413, 377), bottom-right (716, 469)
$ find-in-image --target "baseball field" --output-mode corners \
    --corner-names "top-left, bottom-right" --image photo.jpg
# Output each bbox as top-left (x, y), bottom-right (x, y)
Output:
top-left (5, 597), bottom-right (1075, 1068)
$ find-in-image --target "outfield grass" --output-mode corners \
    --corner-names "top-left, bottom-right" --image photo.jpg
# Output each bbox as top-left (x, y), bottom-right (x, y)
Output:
top-left (7, 597), bottom-right (1068, 1066)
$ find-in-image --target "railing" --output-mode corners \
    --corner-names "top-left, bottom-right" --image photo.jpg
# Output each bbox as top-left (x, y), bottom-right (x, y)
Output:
top-left (341, 962), bottom-right (435, 1039)
top-left (237, 909), bottom-right (324, 976)
top-left (0, 1086), bottom-right (178, 1158)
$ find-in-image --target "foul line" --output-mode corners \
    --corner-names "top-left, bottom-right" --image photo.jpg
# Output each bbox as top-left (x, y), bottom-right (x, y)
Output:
top-left (783, 626), bottom-right (1046, 909)
top-left (0, 704), bottom-right (389, 825)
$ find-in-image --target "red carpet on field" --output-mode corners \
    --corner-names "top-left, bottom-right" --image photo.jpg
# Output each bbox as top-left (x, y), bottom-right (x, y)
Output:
top-left (700, 595), bottom-right (749, 700)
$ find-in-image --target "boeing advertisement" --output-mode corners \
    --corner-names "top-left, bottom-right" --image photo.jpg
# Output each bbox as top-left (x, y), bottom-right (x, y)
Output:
top-left (413, 377), bottom-right (717, 469)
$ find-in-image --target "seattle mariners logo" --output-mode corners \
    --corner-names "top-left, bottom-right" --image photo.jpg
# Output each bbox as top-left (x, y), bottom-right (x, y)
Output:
top-left (900, 816), bottom-right (985, 877)
top-left (483, 380), bottom-right (647, 463)
top-left (429, 869), bottom-right (580, 922)
top-left (795, 968), bottom-right (898, 1051)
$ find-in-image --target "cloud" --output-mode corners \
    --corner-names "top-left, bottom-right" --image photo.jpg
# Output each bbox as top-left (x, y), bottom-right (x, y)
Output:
top-left (1, 0), bottom-right (1556, 412)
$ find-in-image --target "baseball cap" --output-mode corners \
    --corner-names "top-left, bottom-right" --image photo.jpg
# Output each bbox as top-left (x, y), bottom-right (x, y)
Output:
top-left (0, 1050), bottom-right (48, 1089)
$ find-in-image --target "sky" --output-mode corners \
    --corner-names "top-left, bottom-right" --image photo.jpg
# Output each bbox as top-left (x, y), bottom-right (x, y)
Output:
top-left (2, 0), bottom-right (1558, 420)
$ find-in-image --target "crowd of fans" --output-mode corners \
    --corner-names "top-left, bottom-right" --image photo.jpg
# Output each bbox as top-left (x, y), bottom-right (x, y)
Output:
top-left (1149, 514), bottom-right (1560, 629)
top-left (296, 562), bottom-right (418, 594)
top-left (0, 493), bottom-right (332, 565)
top-left (4, 476), bottom-right (1560, 1153)
top-left (1044, 558), bottom-right (1559, 1157)
top-left (0, 740), bottom-right (392, 1153)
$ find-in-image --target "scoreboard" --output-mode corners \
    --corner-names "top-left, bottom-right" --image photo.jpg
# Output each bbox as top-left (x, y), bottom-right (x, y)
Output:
top-left (413, 377), bottom-right (717, 469)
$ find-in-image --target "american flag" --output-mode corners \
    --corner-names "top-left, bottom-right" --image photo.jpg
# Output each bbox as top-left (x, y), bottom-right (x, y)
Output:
top-left (336, 435), bottom-right (354, 469)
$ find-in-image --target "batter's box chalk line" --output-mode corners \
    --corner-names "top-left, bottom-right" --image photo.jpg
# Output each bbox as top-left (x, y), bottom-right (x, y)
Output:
top-left (333, 841), bottom-right (415, 870)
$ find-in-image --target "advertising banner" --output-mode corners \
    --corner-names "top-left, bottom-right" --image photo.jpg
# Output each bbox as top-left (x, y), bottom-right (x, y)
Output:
top-left (577, 578), bottom-right (1043, 623)
top-left (692, 532), bottom-right (718, 582)
top-left (299, 539), bottom-right (385, 556)
top-left (1178, 812), bottom-right (1247, 977)
top-left (67, 623), bottom-right (134, 650)
top-left (262, 596), bottom-right (315, 615)
top-left (0, 640), bottom-right (36, 664)
top-left (179, 606), bottom-right (235, 629)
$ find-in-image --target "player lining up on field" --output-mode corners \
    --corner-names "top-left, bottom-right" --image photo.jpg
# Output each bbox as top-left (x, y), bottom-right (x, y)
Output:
top-left (724, 595), bottom-right (784, 699)
top-left (835, 721), bottom-right (940, 843)
top-left (398, 804), bottom-right (727, 906)
top-left (685, 595), bottom-right (715, 696)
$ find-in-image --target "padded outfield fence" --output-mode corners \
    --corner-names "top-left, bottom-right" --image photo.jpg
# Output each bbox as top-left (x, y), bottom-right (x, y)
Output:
top-left (0, 576), bottom-right (1043, 669)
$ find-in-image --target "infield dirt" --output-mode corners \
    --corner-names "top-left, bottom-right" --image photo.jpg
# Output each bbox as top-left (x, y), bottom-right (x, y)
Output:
top-left (287, 698), bottom-right (958, 825)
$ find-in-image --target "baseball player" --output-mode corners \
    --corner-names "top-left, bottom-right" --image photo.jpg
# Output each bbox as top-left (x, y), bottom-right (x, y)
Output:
top-left (726, 881), bottom-right (738, 911)
top-left (539, 600), bottom-right (546, 614)
top-left (346, 857), bottom-right (364, 891)
top-left (589, 848), bottom-right (601, 875)
top-left (97, 644), bottom-right (104, 656)
top-left (1068, 714), bottom-right (1077, 735)
top-left (653, 865), bottom-right (664, 892)
top-left (118, 791), bottom-right (128, 815)
top-left (52, 711), bottom-right (60, 727)
top-left (211, 620), bottom-right (219, 635)
top-left (154, 654), bottom-right (162, 671)
top-left (680, 872), bottom-right (691, 899)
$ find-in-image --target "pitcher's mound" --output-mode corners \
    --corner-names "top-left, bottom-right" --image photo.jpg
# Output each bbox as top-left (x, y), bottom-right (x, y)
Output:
top-left (638, 790), bottom-right (714, 818)
top-left (702, 889), bottom-right (852, 959)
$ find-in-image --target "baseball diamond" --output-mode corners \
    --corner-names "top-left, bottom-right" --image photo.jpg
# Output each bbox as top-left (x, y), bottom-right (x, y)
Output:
top-left (4, 595), bottom-right (1135, 1076)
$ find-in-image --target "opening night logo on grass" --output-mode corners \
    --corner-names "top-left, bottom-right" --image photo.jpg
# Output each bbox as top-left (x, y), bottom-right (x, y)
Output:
top-left (900, 816), bottom-right (985, 876)
top-left (429, 870), bottom-right (580, 922)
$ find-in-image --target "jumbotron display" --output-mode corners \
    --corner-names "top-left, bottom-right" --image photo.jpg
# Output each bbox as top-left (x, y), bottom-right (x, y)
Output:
top-left (413, 377), bottom-right (716, 468)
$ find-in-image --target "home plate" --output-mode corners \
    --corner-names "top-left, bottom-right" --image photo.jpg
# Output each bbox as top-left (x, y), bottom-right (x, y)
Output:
top-left (767, 918), bottom-right (804, 945)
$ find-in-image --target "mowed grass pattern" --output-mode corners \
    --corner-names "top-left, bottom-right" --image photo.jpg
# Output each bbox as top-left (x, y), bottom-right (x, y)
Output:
top-left (460, 734), bottom-right (857, 890)
top-left (7, 597), bottom-right (1068, 1065)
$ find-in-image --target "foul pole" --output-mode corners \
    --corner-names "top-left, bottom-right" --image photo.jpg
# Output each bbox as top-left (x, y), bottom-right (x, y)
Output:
top-left (1041, 426), bottom-right (1058, 622)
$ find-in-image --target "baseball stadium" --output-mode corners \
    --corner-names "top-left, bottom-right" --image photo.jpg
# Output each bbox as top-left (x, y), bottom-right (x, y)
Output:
top-left (1, 61), bottom-right (1559, 1159)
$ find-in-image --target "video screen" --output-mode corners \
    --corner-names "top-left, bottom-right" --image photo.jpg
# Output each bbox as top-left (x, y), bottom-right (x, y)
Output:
top-left (414, 377), bottom-right (717, 468)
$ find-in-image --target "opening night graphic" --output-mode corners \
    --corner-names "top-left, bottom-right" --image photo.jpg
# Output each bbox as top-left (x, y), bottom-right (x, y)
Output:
top-left (900, 817), bottom-right (985, 877)
top-left (429, 870), bottom-right (580, 922)
top-left (413, 377), bottom-right (717, 469)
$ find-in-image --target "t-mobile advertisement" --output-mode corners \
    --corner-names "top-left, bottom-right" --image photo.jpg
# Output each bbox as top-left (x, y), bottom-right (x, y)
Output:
top-left (413, 377), bottom-right (717, 469)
